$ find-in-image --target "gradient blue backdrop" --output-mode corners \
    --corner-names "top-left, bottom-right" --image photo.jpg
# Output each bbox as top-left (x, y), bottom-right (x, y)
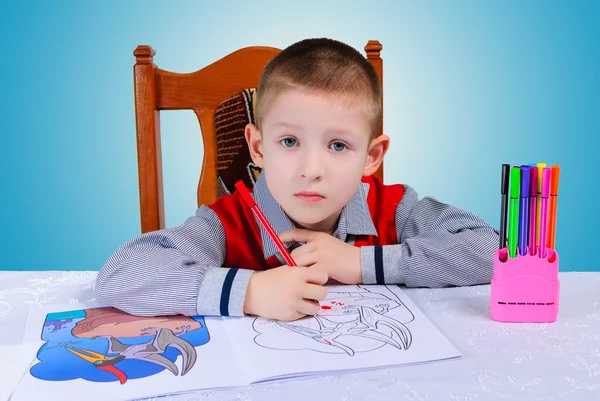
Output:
top-left (1, 0), bottom-right (598, 272)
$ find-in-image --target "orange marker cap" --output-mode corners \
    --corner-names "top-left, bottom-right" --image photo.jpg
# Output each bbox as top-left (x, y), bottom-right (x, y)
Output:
top-left (550, 165), bottom-right (560, 195)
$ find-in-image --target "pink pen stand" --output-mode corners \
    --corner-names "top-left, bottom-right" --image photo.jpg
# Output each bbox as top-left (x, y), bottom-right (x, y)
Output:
top-left (490, 247), bottom-right (560, 323)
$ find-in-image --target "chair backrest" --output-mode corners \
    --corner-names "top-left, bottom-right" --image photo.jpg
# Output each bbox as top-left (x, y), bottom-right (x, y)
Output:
top-left (133, 40), bottom-right (385, 233)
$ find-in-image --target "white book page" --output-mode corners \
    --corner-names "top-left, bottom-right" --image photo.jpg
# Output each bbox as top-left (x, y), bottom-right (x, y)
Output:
top-left (12, 305), bottom-right (246, 401)
top-left (228, 285), bottom-right (462, 383)
top-left (0, 343), bottom-right (40, 401)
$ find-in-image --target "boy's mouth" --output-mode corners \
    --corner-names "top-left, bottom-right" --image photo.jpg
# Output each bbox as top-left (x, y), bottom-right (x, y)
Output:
top-left (295, 191), bottom-right (325, 203)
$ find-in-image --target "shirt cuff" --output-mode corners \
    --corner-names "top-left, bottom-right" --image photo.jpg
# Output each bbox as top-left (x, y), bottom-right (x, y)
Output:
top-left (196, 268), bottom-right (254, 316)
top-left (360, 245), bottom-right (405, 285)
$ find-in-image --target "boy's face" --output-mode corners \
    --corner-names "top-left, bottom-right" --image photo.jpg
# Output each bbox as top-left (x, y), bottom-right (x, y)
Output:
top-left (246, 90), bottom-right (389, 233)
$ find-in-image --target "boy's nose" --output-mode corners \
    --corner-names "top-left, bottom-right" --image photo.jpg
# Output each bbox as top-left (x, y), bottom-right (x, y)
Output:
top-left (299, 151), bottom-right (324, 181)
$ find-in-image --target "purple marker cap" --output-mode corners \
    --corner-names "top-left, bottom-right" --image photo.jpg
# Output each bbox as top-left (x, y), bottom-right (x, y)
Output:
top-left (541, 167), bottom-right (551, 198)
top-left (529, 166), bottom-right (538, 197)
top-left (519, 165), bottom-right (530, 197)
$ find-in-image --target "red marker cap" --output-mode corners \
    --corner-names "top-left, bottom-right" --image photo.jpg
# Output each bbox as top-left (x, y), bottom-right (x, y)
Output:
top-left (550, 165), bottom-right (560, 196)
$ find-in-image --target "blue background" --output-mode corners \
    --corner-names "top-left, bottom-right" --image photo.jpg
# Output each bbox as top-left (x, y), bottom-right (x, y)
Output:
top-left (0, 0), bottom-right (598, 272)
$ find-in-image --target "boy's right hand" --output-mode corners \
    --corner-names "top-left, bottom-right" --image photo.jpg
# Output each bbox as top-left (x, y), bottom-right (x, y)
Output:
top-left (243, 266), bottom-right (328, 321)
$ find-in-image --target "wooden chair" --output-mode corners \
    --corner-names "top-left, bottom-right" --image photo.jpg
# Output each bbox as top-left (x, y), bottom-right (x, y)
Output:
top-left (133, 40), bottom-right (385, 233)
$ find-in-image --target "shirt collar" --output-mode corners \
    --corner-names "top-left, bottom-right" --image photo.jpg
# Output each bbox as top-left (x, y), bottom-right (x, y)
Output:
top-left (252, 173), bottom-right (378, 260)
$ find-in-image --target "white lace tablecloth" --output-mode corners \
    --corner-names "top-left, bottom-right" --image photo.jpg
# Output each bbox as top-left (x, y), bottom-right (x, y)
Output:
top-left (1, 271), bottom-right (599, 401)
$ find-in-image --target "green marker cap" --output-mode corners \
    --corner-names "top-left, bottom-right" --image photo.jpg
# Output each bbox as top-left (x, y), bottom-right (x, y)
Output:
top-left (510, 167), bottom-right (521, 198)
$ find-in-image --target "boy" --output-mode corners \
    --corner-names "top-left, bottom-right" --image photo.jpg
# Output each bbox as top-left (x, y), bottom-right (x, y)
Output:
top-left (95, 38), bottom-right (499, 322)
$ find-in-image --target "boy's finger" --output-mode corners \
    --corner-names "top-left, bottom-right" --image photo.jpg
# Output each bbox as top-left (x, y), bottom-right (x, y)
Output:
top-left (293, 251), bottom-right (318, 267)
top-left (302, 283), bottom-right (328, 301)
top-left (279, 228), bottom-right (319, 243)
top-left (290, 242), bottom-right (314, 258)
top-left (303, 267), bottom-right (329, 285)
top-left (296, 299), bottom-right (321, 316)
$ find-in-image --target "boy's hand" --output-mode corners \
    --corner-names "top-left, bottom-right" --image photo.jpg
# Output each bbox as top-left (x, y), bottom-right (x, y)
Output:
top-left (243, 266), bottom-right (328, 321)
top-left (279, 229), bottom-right (362, 285)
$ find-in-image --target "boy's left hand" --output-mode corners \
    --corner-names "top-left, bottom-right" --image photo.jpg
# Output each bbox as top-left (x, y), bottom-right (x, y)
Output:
top-left (278, 229), bottom-right (362, 284)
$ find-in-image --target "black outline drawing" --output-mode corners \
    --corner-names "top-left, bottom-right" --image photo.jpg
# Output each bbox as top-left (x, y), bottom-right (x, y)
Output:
top-left (252, 285), bottom-right (415, 356)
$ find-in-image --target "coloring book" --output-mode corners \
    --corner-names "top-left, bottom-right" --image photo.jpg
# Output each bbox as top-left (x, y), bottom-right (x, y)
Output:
top-left (11, 285), bottom-right (462, 401)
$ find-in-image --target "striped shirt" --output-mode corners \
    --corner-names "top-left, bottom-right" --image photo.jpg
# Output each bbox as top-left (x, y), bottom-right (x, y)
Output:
top-left (95, 173), bottom-right (499, 317)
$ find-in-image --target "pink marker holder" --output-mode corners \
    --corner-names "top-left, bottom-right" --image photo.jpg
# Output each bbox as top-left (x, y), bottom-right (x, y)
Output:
top-left (490, 247), bottom-right (560, 323)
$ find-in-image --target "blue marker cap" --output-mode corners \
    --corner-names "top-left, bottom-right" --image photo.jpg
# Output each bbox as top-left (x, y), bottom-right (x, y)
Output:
top-left (520, 165), bottom-right (531, 197)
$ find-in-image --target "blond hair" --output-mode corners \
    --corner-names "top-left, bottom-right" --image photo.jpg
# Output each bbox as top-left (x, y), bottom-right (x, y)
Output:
top-left (256, 38), bottom-right (382, 139)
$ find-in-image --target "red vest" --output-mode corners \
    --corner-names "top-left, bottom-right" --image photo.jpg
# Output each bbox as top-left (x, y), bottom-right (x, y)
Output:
top-left (208, 175), bottom-right (405, 270)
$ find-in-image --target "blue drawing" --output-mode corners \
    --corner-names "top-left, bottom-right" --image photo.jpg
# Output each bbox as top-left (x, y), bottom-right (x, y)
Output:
top-left (30, 307), bottom-right (210, 384)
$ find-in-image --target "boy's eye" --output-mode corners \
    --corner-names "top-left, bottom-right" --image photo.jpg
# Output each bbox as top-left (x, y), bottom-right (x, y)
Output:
top-left (330, 142), bottom-right (347, 152)
top-left (281, 138), bottom-right (297, 148)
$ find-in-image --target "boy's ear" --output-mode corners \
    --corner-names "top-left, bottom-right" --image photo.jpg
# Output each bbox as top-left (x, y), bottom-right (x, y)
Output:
top-left (363, 134), bottom-right (390, 176)
top-left (245, 123), bottom-right (264, 168)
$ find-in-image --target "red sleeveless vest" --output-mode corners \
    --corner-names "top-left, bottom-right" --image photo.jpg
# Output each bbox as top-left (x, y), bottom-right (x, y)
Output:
top-left (208, 175), bottom-right (405, 270)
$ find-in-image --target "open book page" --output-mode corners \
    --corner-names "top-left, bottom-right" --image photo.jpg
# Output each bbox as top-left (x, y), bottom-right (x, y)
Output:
top-left (12, 305), bottom-right (246, 401)
top-left (228, 285), bottom-right (462, 384)
top-left (0, 343), bottom-right (40, 401)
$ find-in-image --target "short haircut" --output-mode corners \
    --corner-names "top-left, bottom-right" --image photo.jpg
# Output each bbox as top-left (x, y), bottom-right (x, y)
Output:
top-left (256, 38), bottom-right (382, 139)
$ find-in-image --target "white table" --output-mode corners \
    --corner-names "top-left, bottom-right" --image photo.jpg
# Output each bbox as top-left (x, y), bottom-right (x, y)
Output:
top-left (1, 271), bottom-right (599, 401)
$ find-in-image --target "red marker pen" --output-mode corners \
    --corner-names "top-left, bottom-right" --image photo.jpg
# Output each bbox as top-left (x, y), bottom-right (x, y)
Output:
top-left (235, 181), bottom-right (297, 266)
